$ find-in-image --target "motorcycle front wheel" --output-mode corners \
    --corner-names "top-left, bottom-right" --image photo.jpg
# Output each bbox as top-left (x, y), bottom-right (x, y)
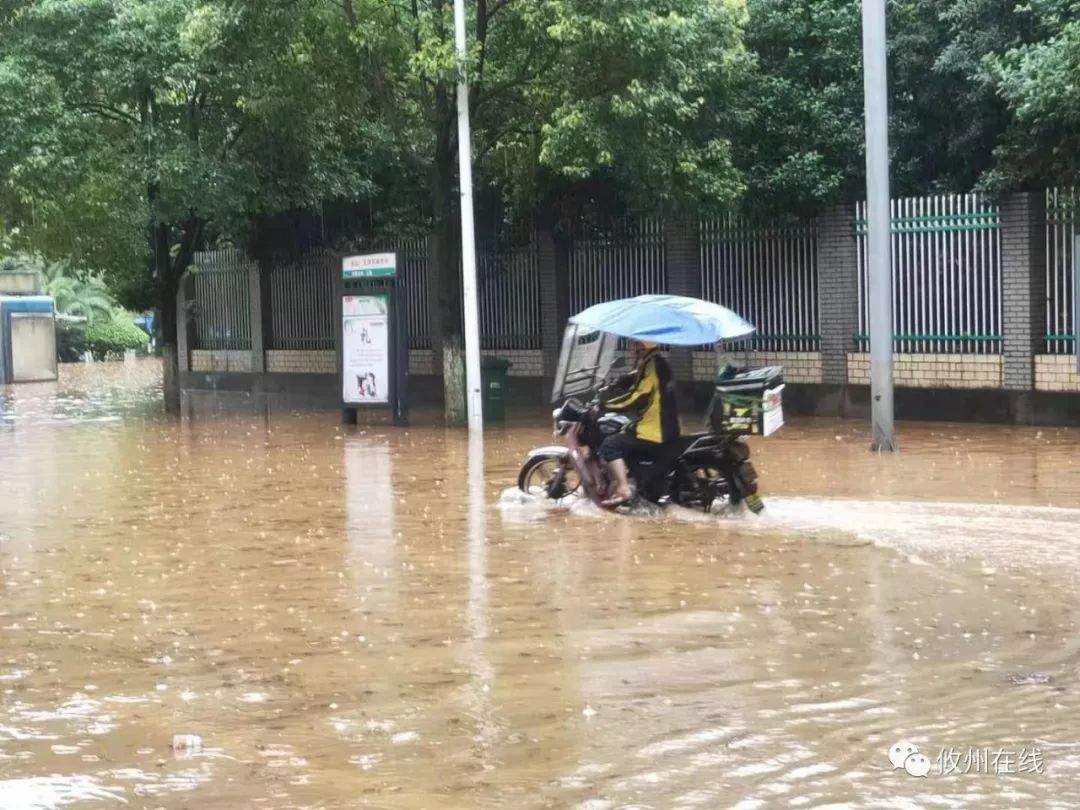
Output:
top-left (518, 454), bottom-right (581, 500)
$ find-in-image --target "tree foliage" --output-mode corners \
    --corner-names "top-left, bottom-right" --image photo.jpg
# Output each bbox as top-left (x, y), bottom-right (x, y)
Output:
top-left (0, 252), bottom-right (115, 321)
top-left (0, 0), bottom-right (388, 408)
top-left (736, 0), bottom-right (865, 215)
top-left (984, 0), bottom-right (1080, 190)
top-left (84, 310), bottom-right (151, 358)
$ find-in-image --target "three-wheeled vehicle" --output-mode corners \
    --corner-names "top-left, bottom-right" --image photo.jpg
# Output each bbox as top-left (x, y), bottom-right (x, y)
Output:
top-left (517, 295), bottom-right (785, 514)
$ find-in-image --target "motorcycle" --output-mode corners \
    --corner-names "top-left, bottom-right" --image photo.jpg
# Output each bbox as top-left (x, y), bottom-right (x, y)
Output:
top-left (516, 294), bottom-right (784, 514)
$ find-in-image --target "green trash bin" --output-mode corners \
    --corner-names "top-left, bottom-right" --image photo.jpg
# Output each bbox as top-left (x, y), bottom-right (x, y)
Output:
top-left (480, 356), bottom-right (511, 423)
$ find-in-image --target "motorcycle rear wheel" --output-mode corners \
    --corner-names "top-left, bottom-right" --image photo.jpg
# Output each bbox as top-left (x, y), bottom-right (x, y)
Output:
top-left (518, 455), bottom-right (581, 500)
top-left (677, 461), bottom-right (732, 513)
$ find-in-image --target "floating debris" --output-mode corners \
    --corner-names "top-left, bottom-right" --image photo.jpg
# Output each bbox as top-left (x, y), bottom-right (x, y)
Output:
top-left (170, 734), bottom-right (202, 756)
top-left (1008, 673), bottom-right (1053, 686)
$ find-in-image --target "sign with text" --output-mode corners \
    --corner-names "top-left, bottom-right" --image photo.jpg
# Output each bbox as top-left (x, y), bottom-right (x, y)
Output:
top-left (342, 294), bottom-right (389, 404)
top-left (342, 252), bottom-right (396, 280)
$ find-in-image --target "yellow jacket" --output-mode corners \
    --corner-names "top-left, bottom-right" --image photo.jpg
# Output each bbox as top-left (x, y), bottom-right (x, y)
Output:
top-left (604, 349), bottom-right (680, 443)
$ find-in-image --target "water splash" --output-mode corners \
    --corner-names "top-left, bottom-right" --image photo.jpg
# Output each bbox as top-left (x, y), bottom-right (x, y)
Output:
top-left (0, 776), bottom-right (126, 809)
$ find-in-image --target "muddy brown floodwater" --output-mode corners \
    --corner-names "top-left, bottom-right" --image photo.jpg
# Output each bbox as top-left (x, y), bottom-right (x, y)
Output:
top-left (4, 360), bottom-right (1080, 809)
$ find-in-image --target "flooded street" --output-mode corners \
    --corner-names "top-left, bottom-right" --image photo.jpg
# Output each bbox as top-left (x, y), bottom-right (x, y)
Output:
top-left (4, 360), bottom-right (1080, 808)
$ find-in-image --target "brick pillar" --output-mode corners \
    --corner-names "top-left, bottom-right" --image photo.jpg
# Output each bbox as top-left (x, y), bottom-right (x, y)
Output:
top-left (248, 262), bottom-right (267, 373)
top-left (816, 204), bottom-right (859, 386)
top-left (538, 228), bottom-right (570, 378)
top-left (175, 272), bottom-right (194, 373)
top-left (1000, 191), bottom-right (1046, 391)
top-left (663, 219), bottom-right (702, 381)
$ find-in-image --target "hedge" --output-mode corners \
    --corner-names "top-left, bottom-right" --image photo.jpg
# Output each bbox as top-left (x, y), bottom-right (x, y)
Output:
top-left (84, 312), bottom-right (150, 360)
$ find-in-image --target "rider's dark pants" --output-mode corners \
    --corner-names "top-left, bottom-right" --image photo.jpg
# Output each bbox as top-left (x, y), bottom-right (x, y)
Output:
top-left (598, 432), bottom-right (662, 465)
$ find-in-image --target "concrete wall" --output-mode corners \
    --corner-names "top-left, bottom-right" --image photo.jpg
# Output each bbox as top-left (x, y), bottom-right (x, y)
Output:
top-left (0, 272), bottom-right (44, 295)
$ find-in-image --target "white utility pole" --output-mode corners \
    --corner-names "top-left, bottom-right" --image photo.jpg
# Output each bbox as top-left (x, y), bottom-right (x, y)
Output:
top-left (454, 0), bottom-right (484, 433)
top-left (861, 0), bottom-right (896, 451)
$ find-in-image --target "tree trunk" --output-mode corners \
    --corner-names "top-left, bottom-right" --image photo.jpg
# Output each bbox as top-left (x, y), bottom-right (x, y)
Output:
top-left (430, 94), bottom-right (466, 425)
top-left (153, 221), bottom-right (182, 416)
top-left (155, 216), bottom-right (202, 416)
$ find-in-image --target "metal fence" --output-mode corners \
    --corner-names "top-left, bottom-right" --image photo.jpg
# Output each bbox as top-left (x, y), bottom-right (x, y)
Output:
top-left (568, 217), bottom-right (667, 314)
top-left (1046, 188), bottom-right (1077, 354)
top-left (478, 242), bottom-right (542, 349)
top-left (190, 251), bottom-right (252, 350)
top-left (701, 216), bottom-right (818, 352)
top-left (353, 237), bottom-right (432, 349)
top-left (267, 251), bottom-right (337, 350)
top-left (856, 193), bottom-right (1001, 354)
top-left (189, 191), bottom-right (1076, 368)
top-left (396, 238), bottom-right (431, 349)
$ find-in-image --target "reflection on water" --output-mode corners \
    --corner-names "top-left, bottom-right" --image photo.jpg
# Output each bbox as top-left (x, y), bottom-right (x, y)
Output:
top-left (3, 360), bottom-right (1080, 807)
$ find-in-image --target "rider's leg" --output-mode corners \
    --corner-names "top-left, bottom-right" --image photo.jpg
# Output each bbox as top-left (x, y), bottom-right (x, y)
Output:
top-left (598, 434), bottom-right (635, 505)
top-left (607, 458), bottom-right (632, 503)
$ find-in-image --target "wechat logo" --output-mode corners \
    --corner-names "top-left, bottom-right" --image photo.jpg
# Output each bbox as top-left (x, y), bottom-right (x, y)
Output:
top-left (889, 740), bottom-right (931, 777)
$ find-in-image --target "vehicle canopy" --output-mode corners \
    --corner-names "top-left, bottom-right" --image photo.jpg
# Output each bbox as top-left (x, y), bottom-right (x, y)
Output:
top-left (551, 295), bottom-right (755, 403)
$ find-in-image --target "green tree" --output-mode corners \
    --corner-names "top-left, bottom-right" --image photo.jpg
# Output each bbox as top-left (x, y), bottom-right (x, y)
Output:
top-left (0, 252), bottom-right (115, 320)
top-left (85, 309), bottom-right (151, 358)
top-left (0, 0), bottom-right (383, 411)
top-left (984, 1), bottom-right (1080, 189)
top-left (734, 0), bottom-right (865, 215)
top-left (346, 0), bottom-right (749, 421)
top-left (44, 269), bottom-right (115, 324)
top-left (888, 0), bottom-right (1046, 193)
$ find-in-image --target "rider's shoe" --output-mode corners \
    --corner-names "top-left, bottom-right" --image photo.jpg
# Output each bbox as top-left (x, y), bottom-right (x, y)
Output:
top-left (601, 486), bottom-right (635, 508)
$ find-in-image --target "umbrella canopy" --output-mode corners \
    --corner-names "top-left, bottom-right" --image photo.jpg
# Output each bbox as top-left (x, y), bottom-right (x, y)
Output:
top-left (569, 295), bottom-right (755, 346)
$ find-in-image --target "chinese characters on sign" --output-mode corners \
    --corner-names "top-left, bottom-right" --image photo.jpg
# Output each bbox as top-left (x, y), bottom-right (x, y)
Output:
top-left (342, 252), bottom-right (396, 280)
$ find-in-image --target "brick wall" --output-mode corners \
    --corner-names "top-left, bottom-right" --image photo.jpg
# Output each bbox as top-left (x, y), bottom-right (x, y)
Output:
top-left (536, 231), bottom-right (566, 378)
top-left (409, 349), bottom-right (435, 376)
top-left (483, 349), bottom-right (543, 377)
top-left (1000, 192), bottom-right (1046, 390)
top-left (692, 351), bottom-right (822, 383)
top-left (190, 350), bottom-right (253, 373)
top-left (1035, 355), bottom-right (1080, 392)
top-left (407, 348), bottom-right (544, 377)
top-left (816, 204), bottom-right (859, 385)
top-left (847, 353), bottom-right (1002, 389)
top-left (664, 221), bottom-right (701, 380)
top-left (265, 350), bottom-right (336, 374)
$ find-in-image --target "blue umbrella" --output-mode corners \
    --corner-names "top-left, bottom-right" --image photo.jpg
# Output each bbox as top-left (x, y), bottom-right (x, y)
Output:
top-left (569, 295), bottom-right (755, 346)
